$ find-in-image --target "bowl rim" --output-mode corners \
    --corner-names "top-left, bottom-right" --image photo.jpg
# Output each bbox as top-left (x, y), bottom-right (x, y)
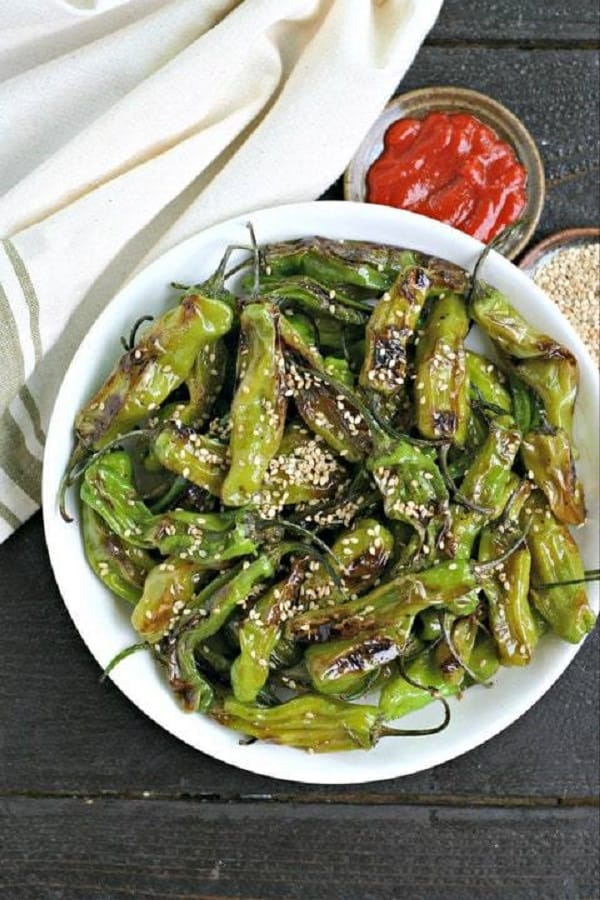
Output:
top-left (519, 226), bottom-right (600, 275)
top-left (343, 85), bottom-right (545, 260)
top-left (42, 200), bottom-right (598, 785)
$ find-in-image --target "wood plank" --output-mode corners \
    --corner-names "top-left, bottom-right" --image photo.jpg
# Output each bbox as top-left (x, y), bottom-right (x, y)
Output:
top-left (431, 1), bottom-right (600, 43)
top-left (1, 513), bottom-right (597, 800)
top-left (1, 799), bottom-right (598, 899)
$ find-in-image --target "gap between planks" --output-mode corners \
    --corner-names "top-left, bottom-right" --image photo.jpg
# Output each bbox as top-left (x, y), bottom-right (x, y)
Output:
top-left (0, 790), bottom-right (598, 808)
top-left (424, 38), bottom-right (600, 50)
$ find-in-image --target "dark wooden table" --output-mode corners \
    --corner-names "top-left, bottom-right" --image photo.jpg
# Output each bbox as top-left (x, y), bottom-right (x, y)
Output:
top-left (2, 4), bottom-right (599, 898)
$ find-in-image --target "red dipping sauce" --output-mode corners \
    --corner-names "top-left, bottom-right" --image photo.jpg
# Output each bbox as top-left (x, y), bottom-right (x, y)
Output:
top-left (367, 111), bottom-right (527, 243)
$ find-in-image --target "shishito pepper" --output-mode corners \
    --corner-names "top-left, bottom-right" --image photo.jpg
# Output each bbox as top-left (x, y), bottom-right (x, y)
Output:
top-left (359, 265), bottom-right (430, 397)
top-left (433, 613), bottom-right (479, 687)
top-left (260, 237), bottom-right (418, 292)
top-left (82, 503), bottom-right (154, 604)
top-left (288, 558), bottom-right (483, 642)
top-left (520, 426), bottom-right (586, 526)
top-left (131, 557), bottom-right (202, 645)
top-left (81, 451), bottom-right (261, 564)
top-left (304, 621), bottom-right (416, 698)
top-left (212, 692), bottom-right (447, 752)
top-left (466, 351), bottom-right (512, 414)
top-left (521, 491), bottom-right (595, 643)
top-left (286, 364), bottom-right (372, 462)
top-left (300, 517), bottom-right (394, 606)
top-left (470, 285), bottom-right (579, 438)
top-left (379, 635), bottom-right (499, 721)
top-left (367, 438), bottom-right (449, 547)
top-left (253, 274), bottom-right (370, 325)
top-left (414, 292), bottom-right (470, 446)
top-left (255, 423), bottom-right (348, 510)
top-left (445, 415), bottom-right (521, 558)
top-left (221, 303), bottom-right (287, 506)
top-left (153, 424), bottom-right (229, 496)
top-left (168, 557), bottom-right (275, 712)
top-left (230, 559), bottom-right (307, 703)
top-left (74, 290), bottom-right (233, 451)
top-left (479, 483), bottom-right (538, 666)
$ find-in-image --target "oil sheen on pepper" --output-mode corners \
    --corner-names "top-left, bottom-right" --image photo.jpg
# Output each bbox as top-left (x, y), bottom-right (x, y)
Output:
top-left (367, 111), bottom-right (527, 243)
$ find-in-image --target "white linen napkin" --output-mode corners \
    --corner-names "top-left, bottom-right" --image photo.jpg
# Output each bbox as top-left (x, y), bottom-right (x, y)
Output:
top-left (0, 0), bottom-right (443, 540)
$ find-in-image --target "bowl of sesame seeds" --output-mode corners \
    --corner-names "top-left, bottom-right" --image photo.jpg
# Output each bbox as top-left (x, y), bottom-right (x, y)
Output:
top-left (520, 228), bottom-right (600, 367)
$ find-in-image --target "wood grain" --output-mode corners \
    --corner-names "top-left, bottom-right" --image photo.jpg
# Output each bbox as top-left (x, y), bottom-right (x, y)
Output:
top-left (432, 1), bottom-right (600, 43)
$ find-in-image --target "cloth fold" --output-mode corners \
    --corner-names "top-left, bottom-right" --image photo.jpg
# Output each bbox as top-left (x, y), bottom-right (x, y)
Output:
top-left (0, 0), bottom-right (442, 540)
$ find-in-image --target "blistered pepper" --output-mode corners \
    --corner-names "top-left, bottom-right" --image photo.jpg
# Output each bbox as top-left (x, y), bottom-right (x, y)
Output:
top-left (359, 265), bottom-right (430, 397)
top-left (131, 557), bottom-right (202, 644)
top-left (521, 491), bottom-right (595, 643)
top-left (379, 634), bottom-right (499, 721)
top-left (479, 484), bottom-right (538, 666)
top-left (414, 292), bottom-right (470, 446)
top-left (260, 237), bottom-right (418, 292)
top-left (304, 621), bottom-right (416, 698)
top-left (288, 558), bottom-right (483, 642)
top-left (520, 426), bottom-right (585, 526)
top-left (82, 503), bottom-right (154, 604)
top-left (367, 438), bottom-right (449, 550)
top-left (222, 303), bottom-right (287, 506)
top-left (81, 451), bottom-right (261, 564)
top-left (445, 415), bottom-right (521, 558)
top-left (470, 285), bottom-right (578, 438)
top-left (466, 351), bottom-right (512, 414)
top-left (74, 291), bottom-right (233, 451)
top-left (230, 559), bottom-right (307, 703)
top-left (153, 424), bottom-right (229, 496)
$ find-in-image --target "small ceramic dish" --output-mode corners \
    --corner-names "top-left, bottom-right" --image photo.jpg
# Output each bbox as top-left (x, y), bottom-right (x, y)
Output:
top-left (519, 227), bottom-right (600, 277)
top-left (344, 86), bottom-right (545, 260)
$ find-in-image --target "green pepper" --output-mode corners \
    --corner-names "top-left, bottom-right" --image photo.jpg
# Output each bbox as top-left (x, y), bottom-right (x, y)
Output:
top-left (359, 266), bottom-right (430, 397)
top-left (445, 416), bottom-right (521, 558)
top-left (212, 693), bottom-right (388, 752)
top-left (479, 510), bottom-right (538, 667)
top-left (433, 613), bottom-right (479, 686)
top-left (230, 559), bottom-right (307, 703)
top-left (305, 621), bottom-right (415, 698)
top-left (414, 292), bottom-right (470, 446)
top-left (470, 285), bottom-right (573, 360)
top-left (74, 290), bottom-right (233, 451)
top-left (324, 356), bottom-right (355, 388)
top-left (153, 424), bottom-right (229, 496)
top-left (81, 451), bottom-right (261, 564)
top-left (131, 556), bottom-right (202, 644)
top-left (287, 364), bottom-right (371, 462)
top-left (261, 238), bottom-right (418, 292)
top-left (300, 518), bottom-right (394, 606)
top-left (169, 556), bottom-right (276, 712)
top-left (288, 558), bottom-right (482, 642)
top-left (254, 274), bottom-right (370, 325)
top-left (466, 351), bottom-right (512, 414)
top-left (184, 338), bottom-right (228, 425)
top-left (367, 438), bottom-right (449, 547)
top-left (520, 427), bottom-right (586, 526)
top-left (379, 635), bottom-right (499, 721)
top-left (81, 503), bottom-right (154, 604)
top-left (256, 423), bottom-right (348, 510)
top-left (222, 303), bottom-right (287, 506)
top-left (470, 285), bottom-right (578, 439)
top-left (521, 491), bottom-right (595, 643)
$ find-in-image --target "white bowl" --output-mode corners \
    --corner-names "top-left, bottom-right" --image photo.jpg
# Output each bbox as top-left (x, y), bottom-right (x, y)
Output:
top-left (42, 201), bottom-right (599, 785)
